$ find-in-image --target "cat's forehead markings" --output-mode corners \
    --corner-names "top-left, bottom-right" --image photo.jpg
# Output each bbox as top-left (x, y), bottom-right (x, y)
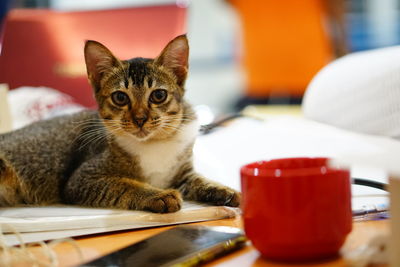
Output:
top-left (126, 77), bottom-right (133, 89)
top-left (116, 81), bottom-right (130, 93)
top-left (146, 76), bottom-right (154, 89)
top-left (127, 58), bottom-right (152, 87)
top-left (119, 80), bottom-right (126, 89)
top-left (150, 77), bottom-right (168, 90)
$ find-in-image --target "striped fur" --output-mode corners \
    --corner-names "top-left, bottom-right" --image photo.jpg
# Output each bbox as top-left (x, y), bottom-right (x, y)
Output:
top-left (0, 35), bottom-right (240, 212)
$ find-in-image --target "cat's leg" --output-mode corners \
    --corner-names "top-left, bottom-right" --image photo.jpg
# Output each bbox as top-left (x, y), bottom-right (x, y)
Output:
top-left (64, 163), bottom-right (182, 213)
top-left (171, 166), bottom-right (241, 207)
top-left (0, 156), bottom-right (24, 206)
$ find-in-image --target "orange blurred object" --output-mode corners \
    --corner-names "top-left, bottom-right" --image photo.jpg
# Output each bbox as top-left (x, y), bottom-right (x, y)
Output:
top-left (0, 5), bottom-right (186, 107)
top-left (230, 0), bottom-right (334, 98)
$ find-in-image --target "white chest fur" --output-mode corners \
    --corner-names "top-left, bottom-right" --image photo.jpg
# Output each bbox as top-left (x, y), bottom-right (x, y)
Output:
top-left (115, 120), bottom-right (199, 189)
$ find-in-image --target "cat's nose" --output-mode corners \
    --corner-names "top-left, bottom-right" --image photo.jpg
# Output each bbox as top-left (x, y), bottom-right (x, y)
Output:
top-left (133, 115), bottom-right (148, 128)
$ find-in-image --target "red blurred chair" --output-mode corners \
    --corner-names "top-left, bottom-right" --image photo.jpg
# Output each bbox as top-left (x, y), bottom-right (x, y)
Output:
top-left (0, 5), bottom-right (187, 107)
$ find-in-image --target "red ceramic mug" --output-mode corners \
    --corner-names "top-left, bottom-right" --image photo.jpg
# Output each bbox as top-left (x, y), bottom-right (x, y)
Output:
top-left (240, 157), bottom-right (352, 262)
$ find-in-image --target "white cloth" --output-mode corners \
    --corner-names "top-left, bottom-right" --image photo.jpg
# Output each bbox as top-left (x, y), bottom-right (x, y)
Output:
top-left (8, 86), bottom-right (84, 130)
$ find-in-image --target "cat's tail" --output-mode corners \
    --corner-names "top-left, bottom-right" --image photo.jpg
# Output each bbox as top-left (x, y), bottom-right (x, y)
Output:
top-left (0, 155), bottom-right (22, 206)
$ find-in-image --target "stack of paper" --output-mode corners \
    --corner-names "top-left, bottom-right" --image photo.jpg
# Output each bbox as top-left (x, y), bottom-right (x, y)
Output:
top-left (1, 202), bottom-right (238, 246)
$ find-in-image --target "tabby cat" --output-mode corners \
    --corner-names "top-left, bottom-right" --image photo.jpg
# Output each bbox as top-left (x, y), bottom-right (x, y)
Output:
top-left (0, 35), bottom-right (240, 213)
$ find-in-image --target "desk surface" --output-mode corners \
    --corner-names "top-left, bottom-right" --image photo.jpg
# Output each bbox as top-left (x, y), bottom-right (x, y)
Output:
top-left (27, 216), bottom-right (388, 267)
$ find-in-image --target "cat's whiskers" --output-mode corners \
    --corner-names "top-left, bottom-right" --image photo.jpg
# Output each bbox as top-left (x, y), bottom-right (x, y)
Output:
top-left (147, 115), bottom-right (190, 137)
top-left (71, 119), bottom-right (123, 137)
top-left (79, 126), bottom-right (122, 151)
top-left (161, 125), bottom-right (184, 133)
top-left (71, 121), bottom-right (102, 131)
top-left (72, 126), bottom-right (101, 145)
top-left (76, 121), bottom-right (123, 151)
top-left (103, 121), bottom-right (124, 129)
top-left (159, 123), bottom-right (184, 134)
top-left (92, 127), bottom-right (119, 144)
top-left (77, 128), bottom-right (107, 148)
top-left (157, 125), bottom-right (172, 137)
top-left (158, 115), bottom-right (194, 123)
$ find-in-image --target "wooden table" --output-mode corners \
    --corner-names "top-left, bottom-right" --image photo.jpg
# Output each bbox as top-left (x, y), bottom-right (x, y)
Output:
top-left (26, 216), bottom-right (388, 267)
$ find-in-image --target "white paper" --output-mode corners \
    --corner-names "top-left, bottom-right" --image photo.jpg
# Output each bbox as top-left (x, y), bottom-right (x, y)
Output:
top-left (1, 202), bottom-right (238, 246)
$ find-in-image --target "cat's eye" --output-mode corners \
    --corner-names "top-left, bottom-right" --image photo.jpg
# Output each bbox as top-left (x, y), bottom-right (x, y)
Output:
top-left (111, 91), bottom-right (130, 106)
top-left (150, 89), bottom-right (168, 104)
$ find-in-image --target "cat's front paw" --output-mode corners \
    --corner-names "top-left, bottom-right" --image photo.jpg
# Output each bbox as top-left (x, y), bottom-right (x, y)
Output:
top-left (144, 189), bottom-right (182, 213)
top-left (206, 187), bottom-right (241, 207)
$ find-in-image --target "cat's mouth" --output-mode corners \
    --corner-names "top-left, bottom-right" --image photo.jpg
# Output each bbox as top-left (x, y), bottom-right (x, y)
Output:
top-left (132, 128), bottom-right (150, 139)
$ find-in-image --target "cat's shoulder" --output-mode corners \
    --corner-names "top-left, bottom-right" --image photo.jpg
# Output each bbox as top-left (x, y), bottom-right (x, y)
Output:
top-left (0, 110), bottom-right (101, 140)
top-left (32, 109), bottom-right (100, 130)
top-left (56, 109), bottom-right (100, 124)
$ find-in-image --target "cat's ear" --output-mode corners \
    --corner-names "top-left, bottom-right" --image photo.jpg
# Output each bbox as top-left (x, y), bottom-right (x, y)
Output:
top-left (84, 40), bottom-right (121, 92)
top-left (155, 34), bottom-right (189, 87)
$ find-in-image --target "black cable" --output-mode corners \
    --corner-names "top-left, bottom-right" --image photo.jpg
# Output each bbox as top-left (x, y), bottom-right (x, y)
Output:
top-left (352, 178), bottom-right (388, 191)
top-left (199, 114), bottom-right (244, 135)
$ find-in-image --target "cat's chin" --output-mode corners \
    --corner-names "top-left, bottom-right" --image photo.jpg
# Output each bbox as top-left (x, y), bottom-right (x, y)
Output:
top-left (124, 126), bottom-right (179, 142)
top-left (131, 129), bottom-right (152, 141)
top-left (129, 129), bottom-right (173, 142)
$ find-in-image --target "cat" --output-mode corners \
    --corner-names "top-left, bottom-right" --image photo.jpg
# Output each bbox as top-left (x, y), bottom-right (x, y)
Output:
top-left (0, 35), bottom-right (240, 213)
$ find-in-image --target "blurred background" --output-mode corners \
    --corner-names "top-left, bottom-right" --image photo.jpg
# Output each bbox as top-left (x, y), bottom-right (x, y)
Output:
top-left (0, 0), bottom-right (399, 124)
